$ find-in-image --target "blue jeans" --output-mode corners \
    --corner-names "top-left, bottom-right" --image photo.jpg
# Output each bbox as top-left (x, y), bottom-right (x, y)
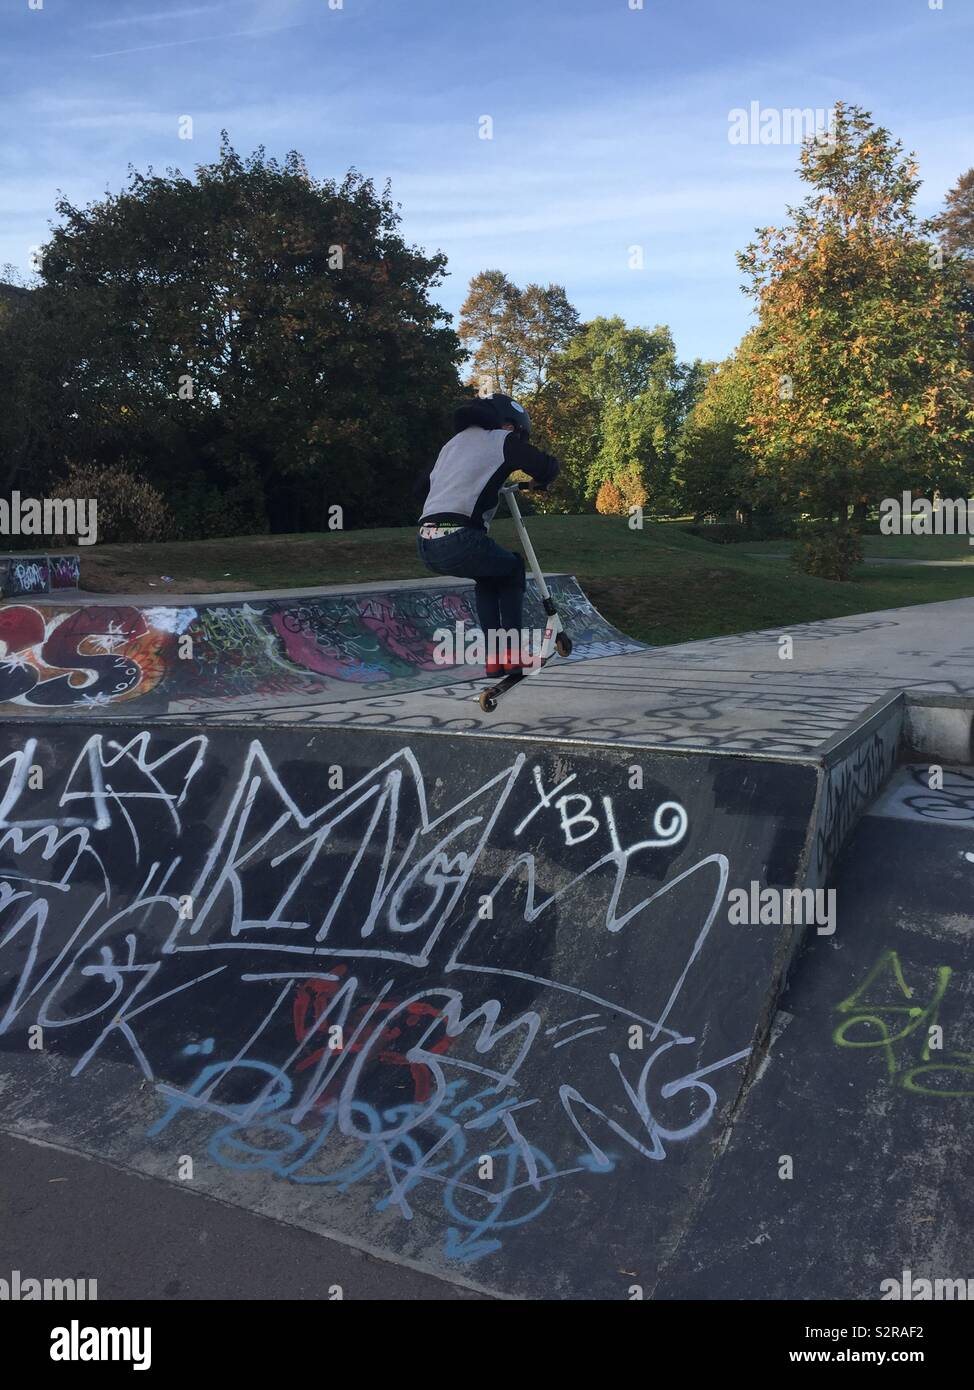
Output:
top-left (417, 528), bottom-right (526, 635)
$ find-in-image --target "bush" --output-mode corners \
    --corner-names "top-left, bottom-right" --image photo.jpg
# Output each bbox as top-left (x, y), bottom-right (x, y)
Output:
top-left (52, 461), bottom-right (177, 544)
top-left (750, 512), bottom-right (798, 541)
top-left (595, 480), bottom-right (626, 515)
top-left (617, 468), bottom-right (648, 514)
top-left (792, 522), bottom-right (864, 581)
top-left (169, 465), bottom-right (268, 539)
top-left (683, 522), bottom-right (750, 544)
top-left (683, 512), bottom-right (799, 544)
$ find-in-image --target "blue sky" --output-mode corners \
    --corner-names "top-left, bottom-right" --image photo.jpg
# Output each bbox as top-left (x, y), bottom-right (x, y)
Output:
top-left (2, 0), bottom-right (972, 363)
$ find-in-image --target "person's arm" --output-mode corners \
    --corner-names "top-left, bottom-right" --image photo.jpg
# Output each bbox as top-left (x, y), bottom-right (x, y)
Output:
top-left (502, 434), bottom-right (561, 489)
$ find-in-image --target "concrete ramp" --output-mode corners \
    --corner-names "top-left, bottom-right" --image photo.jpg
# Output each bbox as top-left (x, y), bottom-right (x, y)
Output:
top-left (0, 575), bottom-right (640, 718)
top-left (658, 765), bottom-right (974, 1299)
top-left (0, 718), bottom-right (818, 1299)
top-left (3, 589), bottom-right (973, 1298)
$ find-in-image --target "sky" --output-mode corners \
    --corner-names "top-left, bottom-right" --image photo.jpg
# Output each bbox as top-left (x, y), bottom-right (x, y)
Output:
top-left (1, 0), bottom-right (972, 364)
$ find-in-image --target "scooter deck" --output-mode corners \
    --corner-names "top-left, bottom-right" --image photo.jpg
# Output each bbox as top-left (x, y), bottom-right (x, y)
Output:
top-left (477, 641), bottom-right (572, 712)
top-left (478, 667), bottom-right (532, 712)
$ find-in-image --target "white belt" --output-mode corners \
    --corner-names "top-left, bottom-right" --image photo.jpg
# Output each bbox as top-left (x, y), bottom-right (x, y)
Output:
top-left (419, 523), bottom-right (463, 539)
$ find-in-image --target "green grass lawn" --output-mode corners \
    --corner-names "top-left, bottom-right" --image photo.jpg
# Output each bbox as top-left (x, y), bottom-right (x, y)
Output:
top-left (716, 531), bottom-right (974, 561)
top-left (80, 517), bottom-right (974, 647)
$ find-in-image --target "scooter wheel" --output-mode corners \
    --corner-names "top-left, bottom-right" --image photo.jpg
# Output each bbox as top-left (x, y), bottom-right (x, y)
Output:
top-left (479, 692), bottom-right (498, 713)
top-left (555, 633), bottom-right (573, 657)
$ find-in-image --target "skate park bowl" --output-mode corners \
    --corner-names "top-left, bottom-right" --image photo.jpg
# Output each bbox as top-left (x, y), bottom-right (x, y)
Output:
top-left (1, 577), bottom-right (972, 1298)
top-left (0, 574), bottom-right (641, 719)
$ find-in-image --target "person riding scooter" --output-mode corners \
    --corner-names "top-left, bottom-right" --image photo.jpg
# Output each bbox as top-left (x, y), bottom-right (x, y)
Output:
top-left (416, 393), bottom-right (562, 675)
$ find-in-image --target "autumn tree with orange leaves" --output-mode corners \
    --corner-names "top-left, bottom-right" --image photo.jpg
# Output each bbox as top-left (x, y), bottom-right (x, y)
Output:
top-left (737, 102), bottom-right (973, 522)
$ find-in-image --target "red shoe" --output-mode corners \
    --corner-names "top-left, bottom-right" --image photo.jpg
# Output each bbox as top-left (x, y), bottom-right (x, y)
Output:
top-left (485, 661), bottom-right (503, 678)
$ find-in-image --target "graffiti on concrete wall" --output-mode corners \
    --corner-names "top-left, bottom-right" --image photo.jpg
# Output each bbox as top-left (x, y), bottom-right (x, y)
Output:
top-left (814, 722), bottom-right (899, 880)
top-left (270, 589), bottom-right (477, 685)
top-left (876, 765), bottom-right (974, 825)
top-left (229, 668), bottom-right (881, 761)
top-left (48, 554), bottom-right (82, 590)
top-left (0, 728), bottom-right (762, 1269)
top-left (0, 604), bottom-right (168, 707)
top-left (0, 554), bottom-right (81, 597)
top-left (2, 557), bottom-right (49, 597)
top-left (833, 949), bottom-right (974, 1097)
top-left (0, 578), bottom-right (638, 716)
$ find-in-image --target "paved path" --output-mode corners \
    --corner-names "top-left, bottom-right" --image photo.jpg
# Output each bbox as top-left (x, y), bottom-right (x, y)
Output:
top-left (206, 594), bottom-right (974, 758)
top-left (0, 1133), bottom-right (484, 1300)
top-left (8, 579), bottom-right (974, 756)
top-left (758, 552), bottom-right (974, 566)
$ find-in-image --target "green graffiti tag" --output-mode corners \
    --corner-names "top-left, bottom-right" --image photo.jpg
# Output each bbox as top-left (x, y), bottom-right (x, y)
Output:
top-left (833, 949), bottom-right (974, 1098)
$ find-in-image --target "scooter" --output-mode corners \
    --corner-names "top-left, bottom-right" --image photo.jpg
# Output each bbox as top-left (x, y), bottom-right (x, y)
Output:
top-left (478, 483), bottom-right (573, 713)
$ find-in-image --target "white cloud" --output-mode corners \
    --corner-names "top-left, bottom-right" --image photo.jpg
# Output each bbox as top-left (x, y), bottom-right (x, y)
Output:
top-left (90, 21), bottom-right (305, 59)
top-left (87, 4), bottom-right (232, 29)
top-left (4, 0), bottom-right (972, 364)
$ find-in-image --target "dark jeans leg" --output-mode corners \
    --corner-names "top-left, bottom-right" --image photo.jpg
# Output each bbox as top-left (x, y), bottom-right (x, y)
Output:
top-left (473, 582), bottom-right (500, 636)
top-left (483, 556), bottom-right (526, 632)
top-left (417, 529), bottom-right (527, 636)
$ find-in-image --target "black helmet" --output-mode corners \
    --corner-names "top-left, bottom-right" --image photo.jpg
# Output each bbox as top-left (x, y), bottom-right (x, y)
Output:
top-left (488, 392), bottom-right (531, 439)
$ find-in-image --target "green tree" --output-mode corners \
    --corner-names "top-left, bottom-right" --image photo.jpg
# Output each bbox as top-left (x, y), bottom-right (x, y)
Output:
top-left (13, 140), bottom-right (463, 532)
top-left (0, 271), bottom-right (93, 499)
top-left (738, 102), bottom-right (974, 520)
top-left (935, 168), bottom-right (974, 285)
top-left (677, 347), bottom-right (754, 519)
top-left (511, 283), bottom-right (580, 393)
top-left (934, 169), bottom-right (974, 388)
top-left (458, 270), bottom-right (522, 395)
top-left (540, 316), bottom-right (692, 513)
top-left (458, 272), bottom-right (579, 399)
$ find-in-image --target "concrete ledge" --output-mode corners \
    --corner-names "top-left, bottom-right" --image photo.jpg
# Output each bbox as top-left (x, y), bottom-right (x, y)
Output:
top-left (18, 572), bottom-right (576, 607)
top-left (902, 692), bottom-right (974, 763)
top-left (0, 552), bottom-right (80, 597)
